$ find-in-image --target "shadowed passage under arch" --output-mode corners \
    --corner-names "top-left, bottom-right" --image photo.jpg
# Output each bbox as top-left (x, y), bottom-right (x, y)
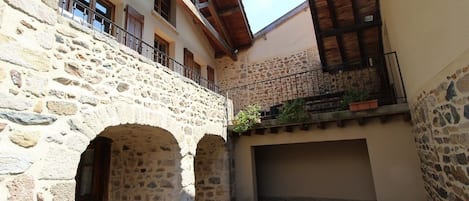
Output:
top-left (75, 124), bottom-right (182, 201)
top-left (194, 135), bottom-right (230, 201)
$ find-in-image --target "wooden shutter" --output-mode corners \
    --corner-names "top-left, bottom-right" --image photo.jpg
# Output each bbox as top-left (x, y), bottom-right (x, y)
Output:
top-left (75, 137), bottom-right (112, 201)
top-left (184, 48), bottom-right (194, 78)
top-left (207, 66), bottom-right (215, 90)
top-left (193, 62), bottom-right (201, 83)
top-left (125, 5), bottom-right (144, 52)
top-left (207, 66), bottom-right (215, 82)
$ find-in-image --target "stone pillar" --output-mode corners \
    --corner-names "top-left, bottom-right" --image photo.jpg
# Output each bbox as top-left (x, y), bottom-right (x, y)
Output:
top-left (181, 154), bottom-right (195, 201)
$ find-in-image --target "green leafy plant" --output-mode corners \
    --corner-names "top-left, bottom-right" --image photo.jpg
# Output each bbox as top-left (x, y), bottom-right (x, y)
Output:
top-left (277, 99), bottom-right (311, 123)
top-left (232, 104), bottom-right (261, 134)
top-left (341, 90), bottom-right (369, 109)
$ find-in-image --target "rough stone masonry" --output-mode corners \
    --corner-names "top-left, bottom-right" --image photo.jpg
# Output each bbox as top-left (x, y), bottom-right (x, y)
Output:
top-left (0, 0), bottom-right (230, 200)
top-left (411, 66), bottom-right (469, 201)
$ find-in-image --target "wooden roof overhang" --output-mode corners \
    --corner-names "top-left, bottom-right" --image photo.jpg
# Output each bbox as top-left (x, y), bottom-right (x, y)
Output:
top-left (177, 0), bottom-right (253, 60)
top-left (308, 0), bottom-right (385, 71)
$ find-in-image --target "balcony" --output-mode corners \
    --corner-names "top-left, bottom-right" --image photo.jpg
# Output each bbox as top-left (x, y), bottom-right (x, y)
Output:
top-left (59, 0), bottom-right (219, 92)
top-left (223, 52), bottom-right (409, 134)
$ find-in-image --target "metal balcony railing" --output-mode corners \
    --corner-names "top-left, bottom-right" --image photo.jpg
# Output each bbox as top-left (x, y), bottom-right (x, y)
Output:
top-left (221, 52), bottom-right (407, 119)
top-left (59, 0), bottom-right (219, 93)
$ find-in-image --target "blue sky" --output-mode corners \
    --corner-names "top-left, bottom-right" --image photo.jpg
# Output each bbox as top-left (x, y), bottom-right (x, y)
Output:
top-left (243, 0), bottom-right (306, 34)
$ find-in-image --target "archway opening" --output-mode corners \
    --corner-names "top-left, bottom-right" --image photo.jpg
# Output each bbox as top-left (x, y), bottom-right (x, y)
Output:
top-left (194, 135), bottom-right (230, 201)
top-left (75, 124), bottom-right (182, 201)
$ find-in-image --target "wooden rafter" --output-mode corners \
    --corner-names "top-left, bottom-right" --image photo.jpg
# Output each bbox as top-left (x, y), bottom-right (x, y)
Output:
top-left (197, 2), bottom-right (209, 9)
top-left (218, 5), bottom-right (239, 16)
top-left (351, 0), bottom-right (366, 66)
top-left (326, 0), bottom-right (347, 65)
top-left (319, 22), bottom-right (382, 37)
top-left (308, 0), bottom-right (327, 67)
top-left (236, 0), bottom-right (254, 41)
top-left (205, 0), bottom-right (233, 46)
top-left (176, 0), bottom-right (237, 60)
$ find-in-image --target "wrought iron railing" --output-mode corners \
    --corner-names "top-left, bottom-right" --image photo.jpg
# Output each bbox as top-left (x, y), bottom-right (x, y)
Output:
top-left (221, 52), bottom-right (407, 119)
top-left (59, 0), bottom-right (219, 92)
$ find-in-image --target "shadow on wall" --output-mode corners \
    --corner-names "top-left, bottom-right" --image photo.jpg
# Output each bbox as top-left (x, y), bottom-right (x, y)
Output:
top-left (194, 134), bottom-right (230, 201)
top-left (181, 190), bottom-right (195, 201)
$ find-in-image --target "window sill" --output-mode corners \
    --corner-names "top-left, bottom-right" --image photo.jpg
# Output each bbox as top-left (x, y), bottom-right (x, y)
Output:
top-left (151, 10), bottom-right (178, 34)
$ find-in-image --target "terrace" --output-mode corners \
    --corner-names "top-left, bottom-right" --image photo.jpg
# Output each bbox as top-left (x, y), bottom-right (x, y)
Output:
top-left (216, 0), bottom-right (413, 135)
top-left (223, 51), bottom-right (409, 134)
top-left (60, 0), bottom-right (409, 134)
top-left (59, 0), bottom-right (223, 92)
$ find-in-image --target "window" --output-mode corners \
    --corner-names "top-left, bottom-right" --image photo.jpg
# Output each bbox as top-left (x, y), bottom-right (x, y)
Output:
top-left (67, 0), bottom-right (114, 33)
top-left (154, 0), bottom-right (171, 21)
top-left (194, 62), bottom-right (201, 83)
top-left (154, 34), bottom-right (170, 67)
top-left (125, 5), bottom-right (144, 52)
top-left (207, 66), bottom-right (216, 91)
top-left (75, 137), bottom-right (112, 201)
top-left (184, 48), bottom-right (195, 78)
top-left (183, 48), bottom-right (201, 83)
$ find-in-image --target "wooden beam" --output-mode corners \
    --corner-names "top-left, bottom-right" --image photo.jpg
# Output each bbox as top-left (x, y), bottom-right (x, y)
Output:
top-left (206, 0), bottom-right (233, 47)
top-left (300, 124), bottom-right (310, 131)
top-left (254, 128), bottom-right (266, 135)
top-left (308, 0), bottom-right (328, 67)
top-left (358, 118), bottom-right (366, 126)
top-left (219, 6), bottom-right (239, 17)
top-left (269, 127), bottom-right (279, 134)
top-left (326, 0), bottom-right (347, 65)
top-left (197, 2), bottom-right (209, 9)
top-left (176, 0), bottom-right (237, 60)
top-left (403, 113), bottom-right (412, 122)
top-left (375, 0), bottom-right (392, 95)
top-left (319, 22), bottom-right (382, 37)
top-left (206, 6), bottom-right (239, 19)
top-left (336, 120), bottom-right (345, 128)
top-left (236, 0), bottom-right (254, 42)
top-left (380, 115), bottom-right (388, 123)
top-left (317, 122), bottom-right (326, 129)
top-left (351, 0), bottom-right (367, 66)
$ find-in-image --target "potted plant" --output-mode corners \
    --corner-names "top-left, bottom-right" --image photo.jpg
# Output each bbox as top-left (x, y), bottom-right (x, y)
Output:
top-left (341, 90), bottom-right (378, 112)
top-left (232, 104), bottom-right (261, 134)
top-left (277, 99), bottom-right (311, 123)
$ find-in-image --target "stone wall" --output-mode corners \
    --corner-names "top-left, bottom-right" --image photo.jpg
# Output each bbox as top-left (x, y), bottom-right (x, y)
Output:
top-left (216, 49), bottom-right (381, 112)
top-left (411, 65), bottom-right (469, 200)
top-left (216, 48), bottom-right (320, 90)
top-left (102, 125), bottom-right (182, 201)
top-left (0, 0), bottom-right (228, 200)
top-left (195, 135), bottom-right (230, 201)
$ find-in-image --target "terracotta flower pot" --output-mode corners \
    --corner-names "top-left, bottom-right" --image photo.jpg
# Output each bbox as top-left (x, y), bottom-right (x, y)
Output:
top-left (349, 99), bottom-right (378, 112)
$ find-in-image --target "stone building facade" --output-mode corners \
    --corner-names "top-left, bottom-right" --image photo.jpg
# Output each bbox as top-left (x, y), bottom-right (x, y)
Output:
top-left (217, 48), bottom-right (381, 112)
top-left (411, 61), bottom-right (469, 200)
top-left (379, 0), bottom-right (469, 199)
top-left (0, 0), bottom-right (230, 200)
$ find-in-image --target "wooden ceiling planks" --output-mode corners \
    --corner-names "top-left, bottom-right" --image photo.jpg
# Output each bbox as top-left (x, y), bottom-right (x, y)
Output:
top-left (309, 0), bottom-right (384, 71)
top-left (196, 0), bottom-right (252, 58)
top-left (335, 0), bottom-right (354, 27)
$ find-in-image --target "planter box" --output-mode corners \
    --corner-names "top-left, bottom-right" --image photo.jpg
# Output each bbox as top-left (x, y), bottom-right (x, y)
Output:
top-left (349, 99), bottom-right (378, 112)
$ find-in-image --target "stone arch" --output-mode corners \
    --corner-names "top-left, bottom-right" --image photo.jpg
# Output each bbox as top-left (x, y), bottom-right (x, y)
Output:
top-left (75, 105), bottom-right (187, 199)
top-left (194, 134), bottom-right (230, 201)
top-left (89, 124), bottom-right (183, 201)
top-left (67, 104), bottom-right (185, 147)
